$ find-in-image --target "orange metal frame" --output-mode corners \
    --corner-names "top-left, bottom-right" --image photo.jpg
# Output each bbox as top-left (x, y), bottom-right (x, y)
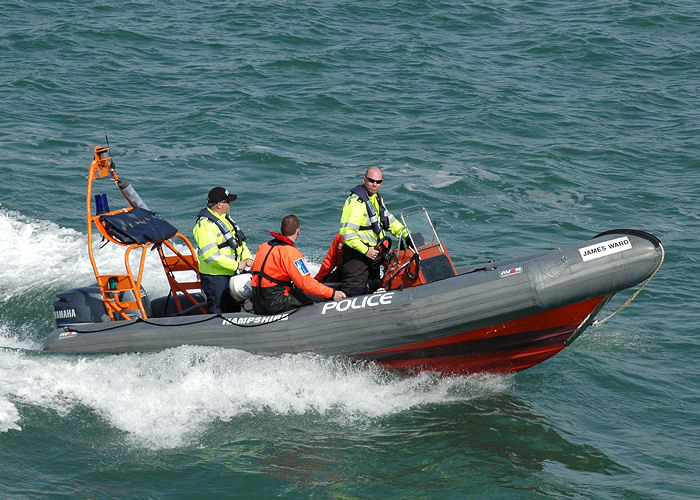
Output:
top-left (85, 146), bottom-right (206, 321)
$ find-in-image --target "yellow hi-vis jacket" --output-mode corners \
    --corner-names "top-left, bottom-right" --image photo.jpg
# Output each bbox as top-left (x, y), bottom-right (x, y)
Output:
top-left (339, 189), bottom-right (404, 254)
top-left (193, 208), bottom-right (252, 276)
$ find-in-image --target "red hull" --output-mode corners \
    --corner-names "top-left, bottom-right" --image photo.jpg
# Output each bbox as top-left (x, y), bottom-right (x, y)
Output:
top-left (356, 297), bottom-right (605, 375)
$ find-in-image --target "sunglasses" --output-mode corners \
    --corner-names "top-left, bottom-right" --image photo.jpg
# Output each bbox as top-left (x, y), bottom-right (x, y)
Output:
top-left (365, 176), bottom-right (383, 184)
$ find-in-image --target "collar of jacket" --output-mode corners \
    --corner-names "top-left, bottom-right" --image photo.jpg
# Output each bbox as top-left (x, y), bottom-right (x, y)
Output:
top-left (350, 184), bottom-right (376, 201)
top-left (207, 206), bottom-right (227, 220)
top-left (196, 206), bottom-right (229, 222)
top-left (269, 232), bottom-right (295, 246)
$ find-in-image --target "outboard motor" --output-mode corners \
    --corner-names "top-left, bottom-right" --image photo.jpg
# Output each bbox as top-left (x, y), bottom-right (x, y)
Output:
top-left (53, 284), bottom-right (151, 327)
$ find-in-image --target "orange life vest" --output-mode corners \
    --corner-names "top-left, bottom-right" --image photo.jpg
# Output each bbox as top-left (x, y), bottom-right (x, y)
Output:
top-left (251, 232), bottom-right (334, 314)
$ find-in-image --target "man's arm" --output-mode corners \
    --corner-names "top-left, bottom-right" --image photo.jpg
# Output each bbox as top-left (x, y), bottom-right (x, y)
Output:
top-left (285, 254), bottom-right (335, 299)
top-left (314, 234), bottom-right (342, 281)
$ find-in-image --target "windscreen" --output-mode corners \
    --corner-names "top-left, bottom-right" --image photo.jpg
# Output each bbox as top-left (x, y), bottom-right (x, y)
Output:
top-left (401, 207), bottom-right (440, 250)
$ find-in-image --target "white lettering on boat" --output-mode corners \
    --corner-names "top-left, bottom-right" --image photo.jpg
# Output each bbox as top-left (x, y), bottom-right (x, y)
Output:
top-left (579, 237), bottom-right (632, 262)
top-left (58, 330), bottom-right (77, 338)
top-left (321, 291), bottom-right (394, 315)
top-left (54, 308), bottom-right (77, 320)
top-left (499, 267), bottom-right (522, 278)
top-left (221, 313), bottom-right (289, 326)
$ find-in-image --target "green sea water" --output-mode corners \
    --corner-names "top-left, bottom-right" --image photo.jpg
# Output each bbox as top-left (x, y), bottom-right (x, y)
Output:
top-left (1, 0), bottom-right (699, 497)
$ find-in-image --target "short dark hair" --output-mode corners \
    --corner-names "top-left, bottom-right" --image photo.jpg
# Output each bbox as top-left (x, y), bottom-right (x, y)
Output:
top-left (280, 214), bottom-right (300, 236)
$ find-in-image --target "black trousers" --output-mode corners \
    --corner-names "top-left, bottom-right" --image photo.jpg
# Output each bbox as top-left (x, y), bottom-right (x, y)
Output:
top-left (252, 286), bottom-right (314, 315)
top-left (341, 246), bottom-right (380, 296)
top-left (201, 274), bottom-right (241, 314)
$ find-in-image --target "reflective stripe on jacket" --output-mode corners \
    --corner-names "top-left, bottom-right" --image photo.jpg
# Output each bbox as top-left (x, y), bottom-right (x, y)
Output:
top-left (193, 208), bottom-right (252, 275)
top-left (339, 187), bottom-right (404, 254)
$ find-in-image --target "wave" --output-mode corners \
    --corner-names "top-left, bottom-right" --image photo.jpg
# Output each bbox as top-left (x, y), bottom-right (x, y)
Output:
top-left (0, 344), bottom-right (511, 449)
top-left (0, 208), bottom-right (173, 303)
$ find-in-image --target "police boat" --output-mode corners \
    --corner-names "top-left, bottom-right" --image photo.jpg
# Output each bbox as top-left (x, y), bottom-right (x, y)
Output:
top-left (44, 146), bottom-right (664, 375)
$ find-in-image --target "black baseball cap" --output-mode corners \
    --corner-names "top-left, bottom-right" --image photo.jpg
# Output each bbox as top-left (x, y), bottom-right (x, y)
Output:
top-left (208, 187), bottom-right (237, 204)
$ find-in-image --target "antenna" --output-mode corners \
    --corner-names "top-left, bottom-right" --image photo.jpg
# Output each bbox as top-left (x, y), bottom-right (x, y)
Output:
top-left (101, 122), bottom-right (115, 171)
top-left (102, 122), bottom-right (111, 149)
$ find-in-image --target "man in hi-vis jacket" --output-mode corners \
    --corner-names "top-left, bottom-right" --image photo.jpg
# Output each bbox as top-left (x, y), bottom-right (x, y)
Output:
top-left (193, 187), bottom-right (253, 314)
top-left (339, 167), bottom-right (405, 296)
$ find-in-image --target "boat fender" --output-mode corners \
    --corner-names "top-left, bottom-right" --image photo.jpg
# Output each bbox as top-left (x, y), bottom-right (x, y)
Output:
top-left (229, 273), bottom-right (253, 302)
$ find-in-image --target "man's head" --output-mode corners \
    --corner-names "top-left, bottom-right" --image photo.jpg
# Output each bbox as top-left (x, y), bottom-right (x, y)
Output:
top-left (207, 187), bottom-right (237, 214)
top-left (363, 167), bottom-right (383, 196)
top-left (281, 214), bottom-right (300, 238)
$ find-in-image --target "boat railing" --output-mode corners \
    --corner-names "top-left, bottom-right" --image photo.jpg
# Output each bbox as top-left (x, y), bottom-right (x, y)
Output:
top-left (85, 146), bottom-right (206, 321)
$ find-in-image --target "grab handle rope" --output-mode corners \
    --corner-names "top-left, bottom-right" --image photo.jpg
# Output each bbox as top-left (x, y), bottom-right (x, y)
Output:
top-left (593, 242), bottom-right (665, 327)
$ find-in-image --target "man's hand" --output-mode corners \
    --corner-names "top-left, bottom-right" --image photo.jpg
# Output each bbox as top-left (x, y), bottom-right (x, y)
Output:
top-left (239, 259), bottom-right (253, 271)
top-left (365, 247), bottom-right (379, 260)
top-left (332, 290), bottom-right (346, 301)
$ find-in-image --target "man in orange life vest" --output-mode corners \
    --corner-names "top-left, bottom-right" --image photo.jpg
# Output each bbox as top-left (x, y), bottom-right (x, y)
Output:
top-left (250, 214), bottom-right (346, 315)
